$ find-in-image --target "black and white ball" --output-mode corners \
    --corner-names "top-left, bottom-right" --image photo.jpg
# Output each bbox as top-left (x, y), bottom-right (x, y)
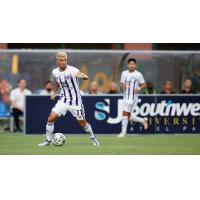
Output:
top-left (52, 133), bottom-right (66, 146)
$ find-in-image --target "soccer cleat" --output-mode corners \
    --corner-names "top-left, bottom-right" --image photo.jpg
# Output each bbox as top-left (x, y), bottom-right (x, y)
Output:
top-left (90, 137), bottom-right (100, 147)
top-left (38, 140), bottom-right (52, 147)
top-left (143, 118), bottom-right (148, 130)
top-left (117, 133), bottom-right (126, 138)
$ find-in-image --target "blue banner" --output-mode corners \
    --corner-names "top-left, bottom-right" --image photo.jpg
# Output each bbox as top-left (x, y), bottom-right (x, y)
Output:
top-left (25, 95), bottom-right (200, 134)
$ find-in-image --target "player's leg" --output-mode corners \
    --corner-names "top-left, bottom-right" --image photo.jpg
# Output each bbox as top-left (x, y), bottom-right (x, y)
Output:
top-left (117, 99), bottom-right (132, 137)
top-left (38, 111), bottom-right (59, 146)
top-left (130, 113), bottom-right (148, 129)
top-left (117, 110), bottom-right (130, 137)
top-left (69, 104), bottom-right (99, 146)
top-left (46, 111), bottom-right (59, 141)
top-left (129, 98), bottom-right (148, 130)
top-left (77, 120), bottom-right (99, 146)
top-left (38, 101), bottom-right (65, 146)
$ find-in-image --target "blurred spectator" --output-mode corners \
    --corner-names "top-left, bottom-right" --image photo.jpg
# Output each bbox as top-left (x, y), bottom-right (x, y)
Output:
top-left (180, 79), bottom-right (196, 94)
top-left (160, 80), bottom-right (175, 94)
top-left (88, 81), bottom-right (100, 94)
top-left (143, 81), bottom-right (156, 94)
top-left (0, 80), bottom-right (11, 119)
top-left (10, 79), bottom-right (32, 132)
top-left (40, 80), bottom-right (54, 95)
top-left (0, 80), bottom-right (11, 105)
top-left (108, 82), bottom-right (118, 94)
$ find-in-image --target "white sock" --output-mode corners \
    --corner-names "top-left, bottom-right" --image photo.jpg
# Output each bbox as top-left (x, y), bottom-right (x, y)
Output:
top-left (121, 116), bottom-right (128, 134)
top-left (83, 123), bottom-right (95, 138)
top-left (46, 122), bottom-right (54, 141)
top-left (130, 114), bottom-right (144, 124)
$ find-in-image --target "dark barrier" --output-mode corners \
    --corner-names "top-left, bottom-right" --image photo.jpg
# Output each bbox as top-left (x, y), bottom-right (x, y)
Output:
top-left (25, 95), bottom-right (200, 134)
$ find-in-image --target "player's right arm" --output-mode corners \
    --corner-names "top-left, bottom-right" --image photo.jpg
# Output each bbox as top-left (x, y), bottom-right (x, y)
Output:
top-left (120, 82), bottom-right (126, 90)
top-left (50, 70), bottom-right (59, 100)
top-left (120, 71), bottom-right (126, 91)
top-left (50, 81), bottom-right (59, 100)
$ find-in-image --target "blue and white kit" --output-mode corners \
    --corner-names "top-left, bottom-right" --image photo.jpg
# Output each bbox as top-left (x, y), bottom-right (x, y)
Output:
top-left (120, 69), bottom-right (145, 113)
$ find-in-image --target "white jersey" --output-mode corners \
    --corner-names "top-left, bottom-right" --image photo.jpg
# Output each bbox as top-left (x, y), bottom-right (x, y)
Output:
top-left (52, 65), bottom-right (82, 107)
top-left (120, 70), bottom-right (145, 101)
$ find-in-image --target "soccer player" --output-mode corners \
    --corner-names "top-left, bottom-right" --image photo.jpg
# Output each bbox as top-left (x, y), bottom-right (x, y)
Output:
top-left (38, 52), bottom-right (99, 146)
top-left (117, 58), bottom-right (148, 138)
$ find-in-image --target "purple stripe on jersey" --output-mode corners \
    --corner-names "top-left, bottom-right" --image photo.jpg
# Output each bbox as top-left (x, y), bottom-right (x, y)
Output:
top-left (125, 77), bottom-right (128, 99)
top-left (59, 94), bottom-right (64, 100)
top-left (58, 77), bottom-right (67, 103)
top-left (132, 80), bottom-right (136, 99)
top-left (64, 77), bottom-right (73, 105)
top-left (70, 76), bottom-right (78, 106)
top-left (128, 80), bottom-right (131, 99)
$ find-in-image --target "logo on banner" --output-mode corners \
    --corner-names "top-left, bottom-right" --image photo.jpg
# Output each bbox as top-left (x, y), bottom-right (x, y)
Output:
top-left (134, 99), bottom-right (200, 117)
top-left (95, 99), bottom-right (123, 124)
top-left (94, 97), bottom-right (200, 133)
top-left (134, 99), bottom-right (200, 132)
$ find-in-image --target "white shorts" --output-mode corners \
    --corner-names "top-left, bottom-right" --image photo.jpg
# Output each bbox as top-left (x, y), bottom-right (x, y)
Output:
top-left (52, 101), bottom-right (85, 120)
top-left (123, 97), bottom-right (138, 113)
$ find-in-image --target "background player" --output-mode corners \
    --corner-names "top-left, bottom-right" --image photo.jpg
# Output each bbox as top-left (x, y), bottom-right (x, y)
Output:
top-left (118, 58), bottom-right (148, 138)
top-left (38, 51), bottom-right (99, 146)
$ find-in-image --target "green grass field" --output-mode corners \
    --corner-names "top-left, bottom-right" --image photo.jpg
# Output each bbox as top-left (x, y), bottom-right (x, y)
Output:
top-left (0, 132), bottom-right (200, 155)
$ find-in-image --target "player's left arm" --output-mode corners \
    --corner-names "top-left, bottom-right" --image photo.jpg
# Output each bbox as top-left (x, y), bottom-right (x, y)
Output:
top-left (134, 73), bottom-right (146, 93)
top-left (139, 82), bottom-right (146, 90)
top-left (75, 71), bottom-right (88, 80)
top-left (134, 82), bottom-right (146, 93)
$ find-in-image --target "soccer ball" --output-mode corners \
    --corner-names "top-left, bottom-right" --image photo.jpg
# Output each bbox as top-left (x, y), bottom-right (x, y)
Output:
top-left (52, 133), bottom-right (66, 146)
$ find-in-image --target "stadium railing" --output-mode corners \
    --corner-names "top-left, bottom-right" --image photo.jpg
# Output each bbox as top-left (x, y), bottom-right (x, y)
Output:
top-left (1, 49), bottom-right (200, 94)
top-left (0, 101), bottom-right (23, 132)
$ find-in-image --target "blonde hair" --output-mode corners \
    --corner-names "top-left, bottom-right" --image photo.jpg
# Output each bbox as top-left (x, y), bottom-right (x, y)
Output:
top-left (56, 51), bottom-right (67, 60)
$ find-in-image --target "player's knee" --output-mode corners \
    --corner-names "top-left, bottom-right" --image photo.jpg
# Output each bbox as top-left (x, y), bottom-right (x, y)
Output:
top-left (123, 111), bottom-right (130, 117)
top-left (48, 116), bottom-right (54, 123)
top-left (48, 113), bottom-right (57, 123)
top-left (78, 120), bottom-right (86, 128)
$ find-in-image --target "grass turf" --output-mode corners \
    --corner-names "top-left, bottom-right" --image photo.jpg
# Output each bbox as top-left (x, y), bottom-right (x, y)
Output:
top-left (0, 132), bottom-right (200, 155)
